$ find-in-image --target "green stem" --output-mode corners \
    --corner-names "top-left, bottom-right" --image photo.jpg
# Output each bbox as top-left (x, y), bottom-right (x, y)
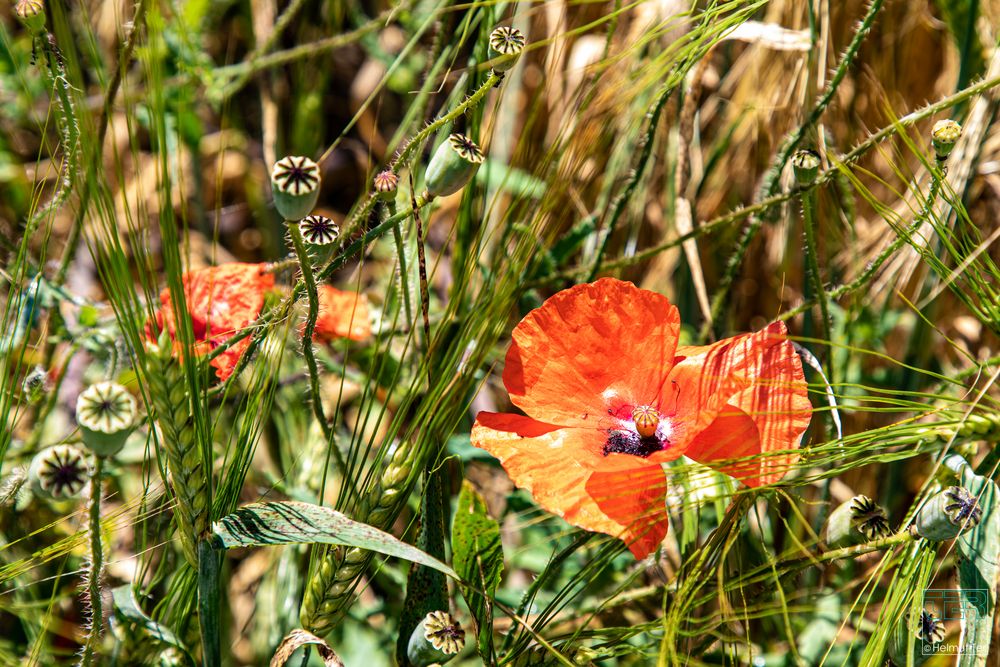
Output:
top-left (800, 186), bottom-right (831, 365)
top-left (287, 222), bottom-right (347, 478)
top-left (79, 456), bottom-right (104, 667)
top-left (198, 540), bottom-right (221, 667)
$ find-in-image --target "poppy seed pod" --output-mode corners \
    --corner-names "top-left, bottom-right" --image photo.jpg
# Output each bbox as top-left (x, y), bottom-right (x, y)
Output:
top-left (14, 0), bottom-right (46, 34)
top-left (791, 149), bottom-right (821, 185)
top-left (488, 26), bottom-right (526, 72)
top-left (887, 608), bottom-right (945, 665)
top-left (407, 610), bottom-right (465, 666)
top-left (297, 214), bottom-right (340, 246)
top-left (373, 170), bottom-right (398, 200)
top-left (931, 120), bottom-right (962, 160)
top-left (425, 134), bottom-right (485, 198)
top-left (28, 445), bottom-right (89, 500)
top-left (914, 486), bottom-right (982, 541)
top-left (76, 381), bottom-right (137, 457)
top-left (271, 155), bottom-right (321, 221)
top-left (824, 495), bottom-right (891, 548)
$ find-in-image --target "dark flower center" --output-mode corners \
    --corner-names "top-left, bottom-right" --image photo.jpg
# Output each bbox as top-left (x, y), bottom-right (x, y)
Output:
top-left (603, 430), bottom-right (664, 458)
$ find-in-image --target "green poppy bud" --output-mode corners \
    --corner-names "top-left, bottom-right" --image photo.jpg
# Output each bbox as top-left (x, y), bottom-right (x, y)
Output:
top-left (297, 214), bottom-right (340, 246)
top-left (425, 134), bottom-right (485, 198)
top-left (271, 155), bottom-right (321, 221)
top-left (76, 381), bottom-right (137, 457)
top-left (791, 149), bottom-right (821, 185)
top-left (887, 608), bottom-right (945, 665)
top-left (407, 610), bottom-right (465, 666)
top-left (914, 486), bottom-right (982, 541)
top-left (373, 170), bottom-right (399, 201)
top-left (824, 495), bottom-right (891, 548)
top-left (488, 26), bottom-right (526, 73)
top-left (22, 366), bottom-right (49, 405)
top-left (28, 445), bottom-right (89, 500)
top-left (931, 120), bottom-right (961, 160)
top-left (14, 0), bottom-right (46, 34)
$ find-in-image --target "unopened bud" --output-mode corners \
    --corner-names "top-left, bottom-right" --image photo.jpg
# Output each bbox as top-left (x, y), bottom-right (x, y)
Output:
top-left (931, 119), bottom-right (961, 160)
top-left (373, 170), bottom-right (398, 200)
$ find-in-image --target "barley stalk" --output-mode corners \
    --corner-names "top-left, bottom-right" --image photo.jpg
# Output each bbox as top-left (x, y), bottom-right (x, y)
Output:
top-left (300, 441), bottom-right (415, 635)
top-left (145, 341), bottom-right (209, 568)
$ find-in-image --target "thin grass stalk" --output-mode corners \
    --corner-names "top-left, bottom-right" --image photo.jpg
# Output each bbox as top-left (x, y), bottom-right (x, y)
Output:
top-left (800, 186), bottom-right (832, 366)
top-left (707, 0), bottom-right (885, 331)
top-left (388, 201), bottom-right (414, 324)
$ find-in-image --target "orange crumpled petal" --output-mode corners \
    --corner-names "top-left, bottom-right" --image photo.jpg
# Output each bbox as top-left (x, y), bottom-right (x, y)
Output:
top-left (470, 278), bottom-right (811, 558)
top-left (147, 262), bottom-right (274, 381)
top-left (311, 285), bottom-right (371, 342)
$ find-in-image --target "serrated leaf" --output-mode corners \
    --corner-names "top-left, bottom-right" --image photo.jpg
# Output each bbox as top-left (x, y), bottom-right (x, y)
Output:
top-left (111, 585), bottom-right (195, 666)
top-left (211, 501), bottom-right (458, 579)
top-left (452, 481), bottom-right (504, 660)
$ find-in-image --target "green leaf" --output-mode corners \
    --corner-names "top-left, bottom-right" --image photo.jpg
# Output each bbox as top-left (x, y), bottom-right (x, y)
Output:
top-left (452, 480), bottom-right (504, 660)
top-left (948, 455), bottom-right (1000, 666)
top-left (111, 585), bottom-right (195, 666)
top-left (211, 501), bottom-right (458, 579)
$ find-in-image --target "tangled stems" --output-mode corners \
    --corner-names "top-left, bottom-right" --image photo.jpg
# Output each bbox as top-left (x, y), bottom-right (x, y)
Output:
top-left (800, 185), bottom-right (832, 361)
top-left (286, 222), bottom-right (346, 478)
top-left (79, 456), bottom-right (103, 667)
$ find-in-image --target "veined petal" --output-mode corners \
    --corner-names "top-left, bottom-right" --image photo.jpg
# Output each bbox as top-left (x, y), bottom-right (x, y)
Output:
top-left (472, 412), bottom-right (670, 557)
top-left (311, 286), bottom-right (371, 342)
top-left (503, 278), bottom-right (681, 427)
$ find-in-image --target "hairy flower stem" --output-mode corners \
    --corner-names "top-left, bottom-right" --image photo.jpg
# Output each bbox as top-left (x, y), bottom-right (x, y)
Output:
top-left (287, 222), bottom-right (347, 478)
top-left (300, 441), bottom-right (416, 635)
top-left (779, 164), bottom-right (946, 323)
top-left (409, 177), bottom-right (433, 367)
top-left (387, 201), bottom-right (414, 325)
top-left (78, 456), bottom-right (104, 667)
top-left (145, 343), bottom-right (209, 568)
top-left (800, 189), bottom-right (831, 366)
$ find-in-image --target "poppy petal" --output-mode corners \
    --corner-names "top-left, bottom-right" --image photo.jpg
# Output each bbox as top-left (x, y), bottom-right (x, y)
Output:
top-left (312, 286), bottom-right (372, 342)
top-left (670, 321), bottom-right (810, 485)
top-left (503, 278), bottom-right (681, 427)
top-left (472, 413), bottom-right (669, 557)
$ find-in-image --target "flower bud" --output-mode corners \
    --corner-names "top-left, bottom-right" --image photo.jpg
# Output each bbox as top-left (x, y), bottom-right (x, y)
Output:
top-left (914, 485), bottom-right (982, 541)
top-left (488, 26), bottom-right (526, 73)
top-left (931, 119), bottom-right (961, 160)
top-left (407, 610), bottom-right (465, 666)
top-left (75, 381), bottom-right (137, 457)
top-left (791, 149), bottom-right (821, 185)
top-left (373, 170), bottom-right (399, 201)
top-left (271, 155), bottom-right (321, 221)
top-left (297, 214), bottom-right (340, 246)
top-left (824, 495), bottom-right (891, 548)
top-left (425, 134), bottom-right (485, 198)
top-left (888, 608), bottom-right (945, 665)
top-left (14, 0), bottom-right (46, 34)
top-left (28, 445), bottom-right (89, 500)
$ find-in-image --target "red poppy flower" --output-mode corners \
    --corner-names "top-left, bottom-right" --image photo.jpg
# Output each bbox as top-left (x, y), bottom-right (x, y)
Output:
top-left (311, 285), bottom-right (371, 342)
top-left (147, 263), bottom-right (275, 381)
top-left (470, 278), bottom-right (811, 558)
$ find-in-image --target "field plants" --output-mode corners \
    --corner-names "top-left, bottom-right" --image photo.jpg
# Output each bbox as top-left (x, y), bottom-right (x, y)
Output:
top-left (3, 0), bottom-right (1000, 664)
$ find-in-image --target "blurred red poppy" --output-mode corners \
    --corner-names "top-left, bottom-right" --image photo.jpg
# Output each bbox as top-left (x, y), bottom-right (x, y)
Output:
top-left (312, 285), bottom-right (371, 342)
top-left (147, 263), bottom-right (274, 381)
top-left (471, 278), bottom-right (811, 558)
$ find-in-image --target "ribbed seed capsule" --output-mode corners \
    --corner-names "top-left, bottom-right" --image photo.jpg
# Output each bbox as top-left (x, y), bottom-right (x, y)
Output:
top-left (914, 485), bottom-right (982, 541)
top-left (888, 608), bottom-right (945, 665)
top-left (824, 495), bottom-right (891, 547)
top-left (631, 405), bottom-right (660, 439)
top-left (373, 170), bottom-right (398, 200)
top-left (76, 381), bottom-right (137, 457)
top-left (300, 441), bottom-right (416, 634)
top-left (408, 611), bottom-right (465, 666)
top-left (425, 134), bottom-right (485, 198)
top-left (931, 119), bottom-right (962, 160)
top-left (791, 149), bottom-right (821, 185)
top-left (29, 445), bottom-right (89, 500)
top-left (298, 214), bottom-right (340, 246)
top-left (488, 26), bottom-right (526, 72)
top-left (271, 155), bottom-right (321, 221)
top-left (14, 0), bottom-right (46, 34)
top-left (145, 335), bottom-right (210, 567)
